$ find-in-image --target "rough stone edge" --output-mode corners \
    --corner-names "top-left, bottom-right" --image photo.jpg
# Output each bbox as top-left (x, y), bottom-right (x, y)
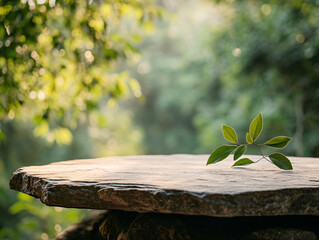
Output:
top-left (10, 169), bottom-right (319, 217)
top-left (10, 169), bottom-right (49, 202)
top-left (9, 169), bottom-right (106, 209)
top-left (97, 187), bottom-right (319, 217)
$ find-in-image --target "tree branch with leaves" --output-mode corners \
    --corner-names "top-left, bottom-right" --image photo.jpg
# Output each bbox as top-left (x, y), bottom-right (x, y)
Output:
top-left (206, 113), bottom-right (293, 170)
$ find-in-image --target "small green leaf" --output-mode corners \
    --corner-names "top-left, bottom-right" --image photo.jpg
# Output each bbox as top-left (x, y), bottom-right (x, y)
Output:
top-left (232, 158), bottom-right (255, 167)
top-left (268, 153), bottom-right (293, 170)
top-left (234, 145), bottom-right (246, 160)
top-left (222, 124), bottom-right (238, 144)
top-left (265, 136), bottom-right (292, 149)
top-left (249, 113), bottom-right (263, 141)
top-left (246, 132), bottom-right (253, 144)
top-left (207, 145), bottom-right (237, 165)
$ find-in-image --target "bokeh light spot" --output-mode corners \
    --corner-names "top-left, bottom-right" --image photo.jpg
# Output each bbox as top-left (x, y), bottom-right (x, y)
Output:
top-left (296, 34), bottom-right (305, 43)
top-left (232, 48), bottom-right (241, 57)
top-left (261, 4), bottom-right (271, 16)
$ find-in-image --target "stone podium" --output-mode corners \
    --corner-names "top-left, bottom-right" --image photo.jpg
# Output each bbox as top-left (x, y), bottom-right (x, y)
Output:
top-left (10, 154), bottom-right (319, 239)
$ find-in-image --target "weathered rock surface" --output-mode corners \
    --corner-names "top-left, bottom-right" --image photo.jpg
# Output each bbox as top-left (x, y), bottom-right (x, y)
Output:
top-left (55, 210), bottom-right (318, 240)
top-left (10, 154), bottom-right (319, 217)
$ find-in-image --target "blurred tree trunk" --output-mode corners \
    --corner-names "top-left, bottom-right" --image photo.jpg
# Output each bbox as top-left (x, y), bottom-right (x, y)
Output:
top-left (294, 93), bottom-right (304, 156)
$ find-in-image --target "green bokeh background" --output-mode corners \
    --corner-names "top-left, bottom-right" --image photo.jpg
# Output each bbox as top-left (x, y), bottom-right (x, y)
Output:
top-left (1, 0), bottom-right (319, 239)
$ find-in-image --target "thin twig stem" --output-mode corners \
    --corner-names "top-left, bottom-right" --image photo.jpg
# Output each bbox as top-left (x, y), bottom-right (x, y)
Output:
top-left (253, 143), bottom-right (272, 163)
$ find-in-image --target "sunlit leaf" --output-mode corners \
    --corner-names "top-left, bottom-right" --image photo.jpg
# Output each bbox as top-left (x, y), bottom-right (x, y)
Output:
top-left (10, 200), bottom-right (42, 215)
top-left (17, 192), bottom-right (33, 202)
top-left (249, 113), bottom-right (263, 141)
top-left (222, 124), bottom-right (238, 144)
top-left (234, 145), bottom-right (246, 160)
top-left (53, 128), bottom-right (73, 145)
top-left (265, 136), bottom-right (292, 148)
top-left (129, 78), bottom-right (142, 97)
top-left (97, 115), bottom-right (108, 128)
top-left (33, 122), bottom-right (49, 137)
top-left (207, 145), bottom-right (237, 165)
top-left (232, 158), bottom-right (255, 167)
top-left (269, 153), bottom-right (293, 170)
top-left (246, 132), bottom-right (253, 144)
top-left (143, 20), bottom-right (155, 34)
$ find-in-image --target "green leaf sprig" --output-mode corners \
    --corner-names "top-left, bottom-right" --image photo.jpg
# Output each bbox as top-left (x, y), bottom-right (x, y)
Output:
top-left (206, 113), bottom-right (293, 170)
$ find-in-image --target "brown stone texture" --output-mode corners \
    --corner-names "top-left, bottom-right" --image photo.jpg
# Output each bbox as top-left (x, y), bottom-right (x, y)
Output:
top-left (55, 210), bottom-right (318, 240)
top-left (10, 154), bottom-right (319, 217)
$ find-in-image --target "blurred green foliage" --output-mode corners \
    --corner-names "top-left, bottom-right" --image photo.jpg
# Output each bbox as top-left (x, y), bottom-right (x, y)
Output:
top-left (131, 0), bottom-right (319, 157)
top-left (0, 0), bottom-right (160, 143)
top-left (1, 0), bottom-right (319, 239)
top-left (1, 192), bottom-right (88, 239)
top-left (0, 0), bottom-right (161, 239)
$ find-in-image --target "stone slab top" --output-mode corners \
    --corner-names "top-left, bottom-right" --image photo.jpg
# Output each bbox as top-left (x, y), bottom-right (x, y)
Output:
top-left (10, 154), bottom-right (319, 217)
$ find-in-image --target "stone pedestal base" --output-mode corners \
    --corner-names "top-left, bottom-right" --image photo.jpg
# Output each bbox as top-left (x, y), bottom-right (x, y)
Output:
top-left (56, 210), bottom-right (318, 240)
